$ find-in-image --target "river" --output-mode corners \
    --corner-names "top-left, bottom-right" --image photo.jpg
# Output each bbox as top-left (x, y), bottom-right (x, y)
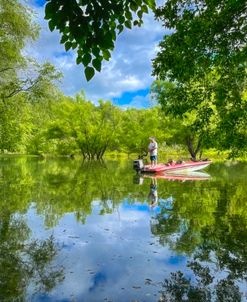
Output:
top-left (0, 156), bottom-right (246, 301)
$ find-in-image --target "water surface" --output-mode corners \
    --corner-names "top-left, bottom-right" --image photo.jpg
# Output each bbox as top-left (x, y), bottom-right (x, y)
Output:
top-left (0, 156), bottom-right (247, 301)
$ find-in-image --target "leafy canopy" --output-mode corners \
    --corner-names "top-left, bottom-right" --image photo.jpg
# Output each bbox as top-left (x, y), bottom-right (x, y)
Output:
top-left (44, 0), bottom-right (155, 80)
top-left (0, 0), bottom-right (38, 72)
top-left (152, 0), bottom-right (247, 157)
top-left (153, 0), bottom-right (247, 81)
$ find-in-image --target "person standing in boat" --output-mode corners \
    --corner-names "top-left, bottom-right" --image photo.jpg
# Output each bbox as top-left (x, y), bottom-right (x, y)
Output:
top-left (148, 136), bottom-right (158, 167)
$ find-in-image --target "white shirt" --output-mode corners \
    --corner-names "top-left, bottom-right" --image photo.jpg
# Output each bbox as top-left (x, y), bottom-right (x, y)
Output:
top-left (148, 142), bottom-right (158, 156)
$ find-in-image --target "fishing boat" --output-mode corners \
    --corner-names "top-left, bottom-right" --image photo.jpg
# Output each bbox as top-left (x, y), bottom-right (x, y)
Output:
top-left (133, 159), bottom-right (211, 174)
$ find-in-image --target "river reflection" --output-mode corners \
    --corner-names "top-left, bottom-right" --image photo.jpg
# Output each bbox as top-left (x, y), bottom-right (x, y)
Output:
top-left (0, 156), bottom-right (247, 301)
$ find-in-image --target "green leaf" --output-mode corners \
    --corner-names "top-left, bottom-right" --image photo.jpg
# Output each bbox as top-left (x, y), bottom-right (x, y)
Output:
top-left (48, 20), bottom-right (56, 32)
top-left (92, 58), bottom-right (101, 72)
top-left (119, 15), bottom-right (125, 24)
top-left (133, 20), bottom-right (139, 26)
top-left (130, 3), bottom-right (138, 12)
top-left (85, 66), bottom-right (95, 81)
top-left (137, 10), bottom-right (143, 19)
top-left (76, 56), bottom-right (82, 64)
top-left (125, 11), bottom-right (132, 20)
top-left (102, 50), bottom-right (111, 61)
top-left (72, 42), bottom-right (77, 49)
top-left (65, 41), bottom-right (72, 51)
top-left (60, 34), bottom-right (68, 44)
top-left (146, 0), bottom-right (156, 10)
top-left (82, 53), bottom-right (92, 66)
top-left (92, 47), bottom-right (100, 57)
top-left (78, 49), bottom-right (83, 56)
top-left (125, 20), bottom-right (132, 29)
top-left (45, 2), bottom-right (55, 19)
top-left (117, 24), bottom-right (124, 33)
top-left (64, 27), bottom-right (70, 34)
top-left (141, 5), bottom-right (148, 14)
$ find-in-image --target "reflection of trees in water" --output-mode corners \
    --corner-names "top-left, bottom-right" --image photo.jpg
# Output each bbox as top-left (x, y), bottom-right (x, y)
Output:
top-left (151, 168), bottom-right (247, 301)
top-left (1, 157), bottom-right (247, 300)
top-left (0, 157), bottom-right (151, 227)
top-left (0, 214), bottom-right (64, 301)
top-left (159, 270), bottom-right (242, 302)
top-left (0, 157), bottom-right (148, 300)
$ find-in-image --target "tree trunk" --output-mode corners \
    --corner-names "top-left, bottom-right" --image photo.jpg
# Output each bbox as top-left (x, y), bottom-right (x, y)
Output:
top-left (186, 136), bottom-right (201, 161)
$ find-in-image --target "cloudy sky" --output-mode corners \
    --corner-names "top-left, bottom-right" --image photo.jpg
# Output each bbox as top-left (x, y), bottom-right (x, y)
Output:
top-left (26, 0), bottom-right (169, 108)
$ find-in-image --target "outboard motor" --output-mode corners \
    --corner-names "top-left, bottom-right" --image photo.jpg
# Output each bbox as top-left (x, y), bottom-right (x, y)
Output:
top-left (133, 159), bottom-right (144, 172)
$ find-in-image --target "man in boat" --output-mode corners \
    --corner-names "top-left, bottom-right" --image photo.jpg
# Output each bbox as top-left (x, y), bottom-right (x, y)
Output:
top-left (148, 136), bottom-right (158, 167)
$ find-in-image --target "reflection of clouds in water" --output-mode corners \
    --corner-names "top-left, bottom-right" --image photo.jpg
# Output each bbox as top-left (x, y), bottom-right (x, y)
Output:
top-left (27, 201), bottom-right (190, 301)
top-left (89, 271), bottom-right (107, 292)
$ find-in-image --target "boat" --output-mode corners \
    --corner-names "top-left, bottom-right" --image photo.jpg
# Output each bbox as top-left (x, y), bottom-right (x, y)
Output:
top-left (133, 159), bottom-right (211, 174)
top-left (143, 171), bottom-right (211, 181)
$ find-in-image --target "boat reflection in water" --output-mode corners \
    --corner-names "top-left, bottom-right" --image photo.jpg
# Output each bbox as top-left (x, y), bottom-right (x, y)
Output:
top-left (143, 171), bottom-right (211, 182)
top-left (134, 171), bottom-right (211, 184)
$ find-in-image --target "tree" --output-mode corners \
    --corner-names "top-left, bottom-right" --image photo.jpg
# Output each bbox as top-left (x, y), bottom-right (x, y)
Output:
top-left (153, 0), bottom-right (247, 82)
top-left (120, 107), bottom-right (171, 156)
top-left (152, 0), bottom-right (247, 157)
top-left (0, 62), bottom-right (62, 153)
top-left (45, 93), bottom-right (123, 158)
top-left (0, 0), bottom-right (39, 99)
top-left (0, 0), bottom-right (38, 72)
top-left (151, 78), bottom-right (217, 160)
top-left (44, 0), bottom-right (155, 80)
top-left (0, 0), bottom-right (63, 153)
top-left (151, 72), bottom-right (247, 158)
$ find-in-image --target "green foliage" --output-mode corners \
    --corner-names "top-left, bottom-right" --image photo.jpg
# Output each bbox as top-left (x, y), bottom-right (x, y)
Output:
top-left (0, 0), bottom-right (63, 154)
top-left (151, 70), bottom-right (247, 158)
top-left (153, 0), bottom-right (247, 82)
top-left (0, 0), bottom-right (40, 101)
top-left (119, 107), bottom-right (172, 155)
top-left (151, 79), bottom-right (216, 159)
top-left (150, 162), bottom-right (247, 301)
top-left (0, 95), bottom-right (32, 153)
top-left (42, 97), bottom-right (179, 158)
top-left (152, 0), bottom-right (247, 158)
top-left (0, 0), bottom-right (38, 71)
top-left (44, 0), bottom-right (155, 80)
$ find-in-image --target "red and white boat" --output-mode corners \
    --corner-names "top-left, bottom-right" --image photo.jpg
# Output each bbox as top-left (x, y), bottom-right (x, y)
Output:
top-left (133, 159), bottom-right (211, 174)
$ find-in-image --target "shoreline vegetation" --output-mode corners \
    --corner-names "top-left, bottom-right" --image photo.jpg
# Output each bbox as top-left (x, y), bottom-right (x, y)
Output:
top-left (1, 148), bottom-right (246, 163)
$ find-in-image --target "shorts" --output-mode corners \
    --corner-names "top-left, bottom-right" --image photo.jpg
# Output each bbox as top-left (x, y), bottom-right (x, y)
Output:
top-left (150, 155), bottom-right (157, 161)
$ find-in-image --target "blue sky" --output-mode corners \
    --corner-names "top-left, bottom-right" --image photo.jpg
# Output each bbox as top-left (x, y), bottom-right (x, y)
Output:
top-left (27, 0), bottom-right (168, 107)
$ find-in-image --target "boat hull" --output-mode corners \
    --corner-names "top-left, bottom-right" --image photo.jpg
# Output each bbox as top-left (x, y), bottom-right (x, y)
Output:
top-left (141, 161), bottom-right (211, 174)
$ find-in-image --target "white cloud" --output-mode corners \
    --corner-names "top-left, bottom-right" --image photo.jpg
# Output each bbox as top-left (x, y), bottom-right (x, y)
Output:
top-left (26, 2), bottom-right (168, 105)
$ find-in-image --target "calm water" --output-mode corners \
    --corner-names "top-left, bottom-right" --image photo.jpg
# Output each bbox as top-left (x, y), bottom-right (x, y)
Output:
top-left (0, 156), bottom-right (247, 302)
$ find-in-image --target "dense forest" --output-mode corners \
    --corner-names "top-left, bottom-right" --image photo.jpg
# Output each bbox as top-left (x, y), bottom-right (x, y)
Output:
top-left (0, 0), bottom-right (246, 160)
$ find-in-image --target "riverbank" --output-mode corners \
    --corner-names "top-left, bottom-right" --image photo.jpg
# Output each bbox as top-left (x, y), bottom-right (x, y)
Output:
top-left (1, 148), bottom-right (246, 162)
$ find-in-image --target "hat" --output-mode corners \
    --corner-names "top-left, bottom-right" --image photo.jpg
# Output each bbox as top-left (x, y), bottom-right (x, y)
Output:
top-left (149, 136), bottom-right (156, 140)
